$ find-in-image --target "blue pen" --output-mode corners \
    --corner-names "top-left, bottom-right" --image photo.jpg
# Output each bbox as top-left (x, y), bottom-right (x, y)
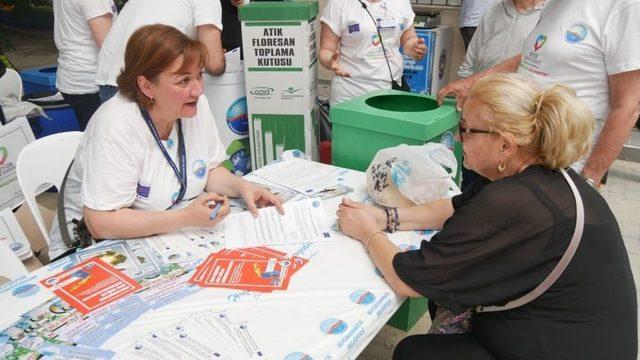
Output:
top-left (209, 202), bottom-right (222, 220)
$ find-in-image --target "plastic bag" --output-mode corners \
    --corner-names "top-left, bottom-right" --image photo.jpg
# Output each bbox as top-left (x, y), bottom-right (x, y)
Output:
top-left (366, 143), bottom-right (458, 207)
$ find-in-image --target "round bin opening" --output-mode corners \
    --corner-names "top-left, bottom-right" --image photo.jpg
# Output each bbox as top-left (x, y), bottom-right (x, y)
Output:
top-left (39, 67), bottom-right (57, 73)
top-left (365, 94), bottom-right (439, 112)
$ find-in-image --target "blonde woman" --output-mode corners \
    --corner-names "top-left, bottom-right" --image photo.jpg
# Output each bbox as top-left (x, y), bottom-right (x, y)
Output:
top-left (337, 74), bottom-right (637, 359)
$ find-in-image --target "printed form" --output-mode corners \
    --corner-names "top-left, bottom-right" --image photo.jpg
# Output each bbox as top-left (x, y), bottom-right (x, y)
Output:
top-left (224, 198), bottom-right (332, 248)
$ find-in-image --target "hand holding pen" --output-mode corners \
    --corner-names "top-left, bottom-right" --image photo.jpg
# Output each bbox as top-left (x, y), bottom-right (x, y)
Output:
top-left (183, 193), bottom-right (230, 227)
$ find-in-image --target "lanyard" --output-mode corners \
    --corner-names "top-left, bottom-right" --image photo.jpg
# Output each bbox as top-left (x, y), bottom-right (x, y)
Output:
top-left (140, 107), bottom-right (187, 205)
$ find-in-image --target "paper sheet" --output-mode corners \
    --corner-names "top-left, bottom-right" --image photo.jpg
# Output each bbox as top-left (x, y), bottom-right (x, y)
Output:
top-left (250, 158), bottom-right (341, 194)
top-left (223, 198), bottom-right (332, 249)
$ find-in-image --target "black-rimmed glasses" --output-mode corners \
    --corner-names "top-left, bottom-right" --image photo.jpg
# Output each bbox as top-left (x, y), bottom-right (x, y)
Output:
top-left (458, 124), bottom-right (494, 136)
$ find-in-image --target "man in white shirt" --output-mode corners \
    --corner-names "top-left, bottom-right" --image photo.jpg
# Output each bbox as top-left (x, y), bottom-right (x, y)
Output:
top-left (439, 0), bottom-right (640, 188)
top-left (458, 0), bottom-right (544, 79)
top-left (53, 0), bottom-right (116, 129)
top-left (95, 0), bottom-right (225, 103)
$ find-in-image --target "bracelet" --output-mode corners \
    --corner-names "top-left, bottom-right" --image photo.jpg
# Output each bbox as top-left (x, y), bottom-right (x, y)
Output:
top-left (365, 231), bottom-right (386, 253)
top-left (392, 207), bottom-right (399, 232)
top-left (580, 172), bottom-right (602, 191)
top-left (383, 207), bottom-right (392, 232)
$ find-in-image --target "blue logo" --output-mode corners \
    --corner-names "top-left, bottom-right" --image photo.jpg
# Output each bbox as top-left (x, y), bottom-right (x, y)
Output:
top-left (320, 318), bottom-right (348, 335)
top-left (285, 353), bottom-right (314, 360)
top-left (350, 289), bottom-right (376, 305)
top-left (136, 182), bottom-right (151, 199)
top-left (229, 148), bottom-right (251, 176)
top-left (192, 159), bottom-right (207, 179)
top-left (565, 24), bottom-right (587, 44)
top-left (312, 200), bottom-right (321, 208)
top-left (226, 97), bottom-right (248, 135)
top-left (440, 131), bottom-right (455, 151)
top-left (348, 23), bottom-right (360, 34)
top-left (12, 283), bottom-right (39, 298)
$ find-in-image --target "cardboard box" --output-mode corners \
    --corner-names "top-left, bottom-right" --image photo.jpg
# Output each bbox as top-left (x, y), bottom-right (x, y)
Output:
top-left (402, 26), bottom-right (453, 96)
top-left (240, 1), bottom-right (319, 169)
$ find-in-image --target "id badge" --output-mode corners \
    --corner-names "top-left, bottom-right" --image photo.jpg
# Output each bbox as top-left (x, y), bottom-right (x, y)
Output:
top-left (377, 17), bottom-right (397, 30)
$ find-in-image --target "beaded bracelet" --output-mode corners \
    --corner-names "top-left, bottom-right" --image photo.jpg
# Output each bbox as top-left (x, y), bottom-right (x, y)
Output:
top-left (365, 231), bottom-right (386, 253)
top-left (392, 207), bottom-right (399, 232)
top-left (383, 207), bottom-right (393, 232)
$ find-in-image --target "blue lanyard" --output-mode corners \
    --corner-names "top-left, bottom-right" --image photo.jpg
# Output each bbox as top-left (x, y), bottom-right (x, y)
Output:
top-left (140, 107), bottom-right (187, 205)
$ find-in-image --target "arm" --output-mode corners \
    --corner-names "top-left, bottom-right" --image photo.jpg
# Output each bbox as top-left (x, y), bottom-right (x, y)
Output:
top-left (197, 24), bottom-right (226, 76)
top-left (88, 13), bottom-right (113, 48)
top-left (319, 23), bottom-right (350, 77)
top-left (582, 70), bottom-right (640, 184)
top-left (436, 54), bottom-right (521, 107)
top-left (400, 26), bottom-right (426, 61)
top-left (336, 198), bottom-right (422, 297)
top-left (457, 16), bottom-right (486, 79)
top-left (83, 192), bottom-right (230, 239)
top-left (205, 166), bottom-right (284, 216)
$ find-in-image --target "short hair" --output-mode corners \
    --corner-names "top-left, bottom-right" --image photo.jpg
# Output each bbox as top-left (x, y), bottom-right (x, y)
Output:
top-left (116, 24), bottom-right (208, 108)
top-left (467, 73), bottom-right (595, 169)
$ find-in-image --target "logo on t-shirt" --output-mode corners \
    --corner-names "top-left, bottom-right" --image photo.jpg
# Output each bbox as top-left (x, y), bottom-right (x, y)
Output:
top-left (564, 25), bottom-right (587, 44)
top-left (371, 33), bottom-right (381, 46)
top-left (136, 182), bottom-right (151, 199)
top-left (348, 23), bottom-right (360, 34)
top-left (534, 34), bottom-right (547, 51)
top-left (192, 159), bottom-right (207, 179)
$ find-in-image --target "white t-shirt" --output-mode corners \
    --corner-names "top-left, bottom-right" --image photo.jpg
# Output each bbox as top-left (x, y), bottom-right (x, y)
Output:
top-left (459, 0), bottom-right (494, 28)
top-left (95, 0), bottom-right (222, 87)
top-left (48, 94), bottom-right (226, 259)
top-left (518, 0), bottom-right (640, 120)
top-left (321, 0), bottom-right (415, 105)
top-left (53, 0), bottom-right (117, 94)
top-left (458, 0), bottom-right (543, 78)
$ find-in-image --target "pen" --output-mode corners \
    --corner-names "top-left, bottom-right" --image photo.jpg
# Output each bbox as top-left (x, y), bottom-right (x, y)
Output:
top-left (209, 202), bottom-right (222, 220)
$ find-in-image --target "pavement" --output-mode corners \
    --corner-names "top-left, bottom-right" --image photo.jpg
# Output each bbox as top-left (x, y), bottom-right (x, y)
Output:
top-left (3, 26), bottom-right (639, 360)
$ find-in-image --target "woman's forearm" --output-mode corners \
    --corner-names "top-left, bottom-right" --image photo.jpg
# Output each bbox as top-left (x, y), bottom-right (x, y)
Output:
top-left (397, 198), bottom-right (454, 231)
top-left (205, 166), bottom-right (246, 197)
top-left (83, 206), bottom-right (191, 240)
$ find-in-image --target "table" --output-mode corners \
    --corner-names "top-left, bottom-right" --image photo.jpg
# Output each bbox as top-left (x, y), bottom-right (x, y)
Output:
top-left (0, 160), bottom-right (434, 359)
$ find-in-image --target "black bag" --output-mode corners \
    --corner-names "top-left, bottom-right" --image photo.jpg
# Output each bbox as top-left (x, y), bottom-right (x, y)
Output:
top-left (57, 161), bottom-right (98, 251)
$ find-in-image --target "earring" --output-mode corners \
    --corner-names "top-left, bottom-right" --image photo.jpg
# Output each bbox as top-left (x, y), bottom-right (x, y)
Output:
top-left (150, 97), bottom-right (155, 105)
top-left (498, 161), bottom-right (507, 173)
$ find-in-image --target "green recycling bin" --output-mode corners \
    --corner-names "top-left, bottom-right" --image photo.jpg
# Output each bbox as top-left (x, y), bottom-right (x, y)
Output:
top-left (331, 89), bottom-right (461, 331)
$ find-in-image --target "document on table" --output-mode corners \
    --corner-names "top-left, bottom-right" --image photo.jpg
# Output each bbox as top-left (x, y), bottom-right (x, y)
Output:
top-left (250, 158), bottom-right (340, 194)
top-left (223, 198), bottom-right (332, 249)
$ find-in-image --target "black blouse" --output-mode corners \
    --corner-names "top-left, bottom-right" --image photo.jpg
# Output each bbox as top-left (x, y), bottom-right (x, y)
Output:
top-left (393, 166), bottom-right (637, 359)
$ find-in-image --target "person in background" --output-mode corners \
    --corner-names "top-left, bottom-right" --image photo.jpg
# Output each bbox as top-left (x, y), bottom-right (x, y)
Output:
top-left (458, 0), bottom-right (493, 50)
top-left (319, 0), bottom-right (426, 107)
top-left (53, 0), bottom-right (116, 130)
top-left (438, 0), bottom-right (640, 189)
top-left (221, 0), bottom-right (243, 56)
top-left (338, 73), bottom-right (637, 359)
top-left (95, 0), bottom-right (226, 103)
top-left (49, 25), bottom-right (282, 261)
top-left (456, 0), bottom-right (546, 189)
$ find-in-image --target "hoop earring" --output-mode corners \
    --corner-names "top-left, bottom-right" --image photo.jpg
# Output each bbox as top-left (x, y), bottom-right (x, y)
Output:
top-left (498, 161), bottom-right (507, 173)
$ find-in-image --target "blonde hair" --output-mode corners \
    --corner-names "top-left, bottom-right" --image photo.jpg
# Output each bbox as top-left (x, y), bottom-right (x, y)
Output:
top-left (468, 73), bottom-right (595, 169)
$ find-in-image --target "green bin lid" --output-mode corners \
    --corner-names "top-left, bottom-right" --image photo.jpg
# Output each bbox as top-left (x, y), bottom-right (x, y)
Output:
top-left (330, 89), bottom-right (459, 141)
top-left (239, 1), bottom-right (319, 22)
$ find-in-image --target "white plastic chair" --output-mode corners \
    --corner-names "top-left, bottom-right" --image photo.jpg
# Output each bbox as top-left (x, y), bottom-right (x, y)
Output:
top-left (0, 68), bottom-right (23, 102)
top-left (0, 240), bottom-right (28, 280)
top-left (16, 131), bottom-right (83, 246)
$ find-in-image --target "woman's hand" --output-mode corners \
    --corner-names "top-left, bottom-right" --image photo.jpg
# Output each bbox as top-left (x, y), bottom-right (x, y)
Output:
top-left (329, 50), bottom-right (351, 78)
top-left (183, 193), bottom-right (230, 228)
top-left (403, 37), bottom-right (426, 61)
top-left (436, 77), bottom-right (475, 108)
top-left (238, 183), bottom-right (285, 217)
top-left (336, 197), bottom-right (384, 242)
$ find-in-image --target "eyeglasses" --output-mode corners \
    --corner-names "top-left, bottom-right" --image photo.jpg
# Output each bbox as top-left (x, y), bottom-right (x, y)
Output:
top-left (458, 124), bottom-right (494, 136)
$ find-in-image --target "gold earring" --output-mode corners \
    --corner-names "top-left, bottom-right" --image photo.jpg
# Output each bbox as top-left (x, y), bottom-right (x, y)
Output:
top-left (150, 97), bottom-right (155, 105)
top-left (498, 161), bottom-right (507, 173)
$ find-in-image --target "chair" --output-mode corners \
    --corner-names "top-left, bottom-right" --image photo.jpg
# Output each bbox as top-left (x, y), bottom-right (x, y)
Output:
top-left (0, 240), bottom-right (28, 280)
top-left (16, 131), bottom-right (83, 246)
top-left (0, 68), bottom-right (23, 102)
